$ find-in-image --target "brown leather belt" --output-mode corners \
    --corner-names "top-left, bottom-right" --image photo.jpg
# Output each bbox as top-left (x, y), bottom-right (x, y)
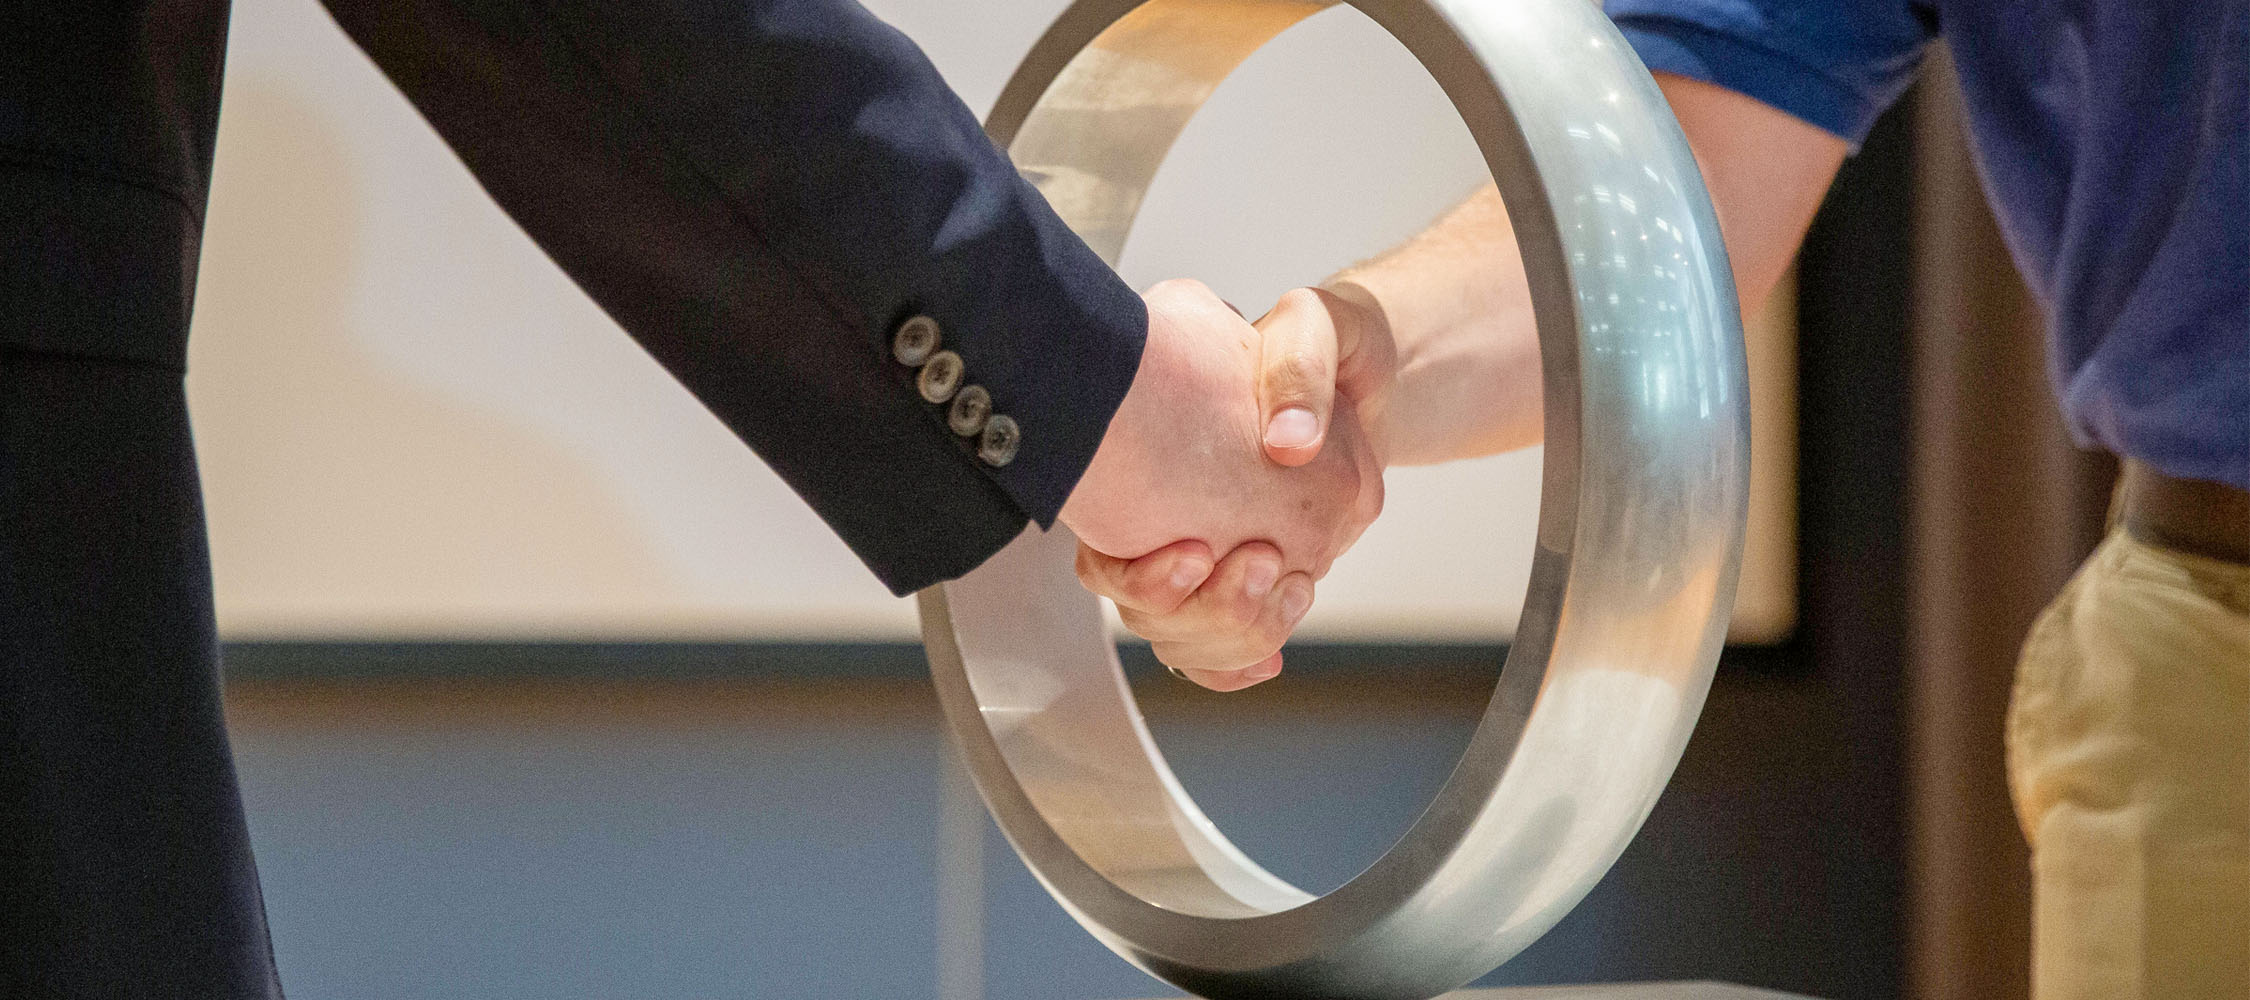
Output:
top-left (2119, 458), bottom-right (2250, 565)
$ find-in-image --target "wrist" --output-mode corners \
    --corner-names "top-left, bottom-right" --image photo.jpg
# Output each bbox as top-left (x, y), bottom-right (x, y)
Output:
top-left (1311, 279), bottom-right (1401, 466)
top-left (1058, 303), bottom-right (1165, 547)
top-left (1312, 281), bottom-right (1390, 357)
top-left (1319, 269), bottom-right (1541, 466)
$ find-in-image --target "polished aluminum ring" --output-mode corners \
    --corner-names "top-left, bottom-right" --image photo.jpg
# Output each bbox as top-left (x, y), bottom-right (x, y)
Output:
top-left (918, 1), bottom-right (1749, 996)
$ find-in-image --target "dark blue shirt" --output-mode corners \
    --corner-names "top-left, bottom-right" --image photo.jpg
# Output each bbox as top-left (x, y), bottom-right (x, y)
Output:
top-left (1608, 0), bottom-right (2250, 489)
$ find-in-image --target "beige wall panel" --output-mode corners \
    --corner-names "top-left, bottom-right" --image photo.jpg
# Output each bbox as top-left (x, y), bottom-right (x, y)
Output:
top-left (194, 0), bottom-right (1792, 641)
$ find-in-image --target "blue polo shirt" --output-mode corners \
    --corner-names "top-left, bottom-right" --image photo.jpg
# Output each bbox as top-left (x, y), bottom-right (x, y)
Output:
top-left (1606, 0), bottom-right (2250, 490)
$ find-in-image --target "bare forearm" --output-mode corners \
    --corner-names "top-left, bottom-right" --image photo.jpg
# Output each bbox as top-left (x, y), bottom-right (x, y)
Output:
top-left (1317, 73), bottom-right (1847, 467)
top-left (1324, 185), bottom-right (1540, 466)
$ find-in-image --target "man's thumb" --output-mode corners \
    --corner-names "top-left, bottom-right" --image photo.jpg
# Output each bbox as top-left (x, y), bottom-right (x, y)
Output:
top-left (1256, 288), bottom-right (1340, 467)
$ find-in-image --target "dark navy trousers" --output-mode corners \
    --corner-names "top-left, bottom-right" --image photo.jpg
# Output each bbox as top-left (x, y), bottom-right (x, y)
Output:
top-left (1, 0), bottom-right (1145, 992)
top-left (0, 348), bottom-right (281, 997)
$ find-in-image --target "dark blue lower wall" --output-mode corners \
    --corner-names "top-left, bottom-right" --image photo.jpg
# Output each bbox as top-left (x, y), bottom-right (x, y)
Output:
top-left (225, 646), bottom-right (1885, 1000)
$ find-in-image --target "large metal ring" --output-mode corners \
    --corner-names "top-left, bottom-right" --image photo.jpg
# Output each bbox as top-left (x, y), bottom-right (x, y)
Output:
top-left (918, 1), bottom-right (1748, 997)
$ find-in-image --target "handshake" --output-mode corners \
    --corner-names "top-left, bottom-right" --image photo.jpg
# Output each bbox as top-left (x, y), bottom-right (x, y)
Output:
top-left (1056, 278), bottom-right (1400, 692)
top-left (1051, 187), bottom-right (1548, 688)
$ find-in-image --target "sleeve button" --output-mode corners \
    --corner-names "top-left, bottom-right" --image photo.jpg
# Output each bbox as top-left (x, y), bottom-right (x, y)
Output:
top-left (917, 350), bottom-right (965, 403)
top-left (977, 415), bottom-right (1020, 467)
top-left (892, 315), bottom-right (942, 366)
top-left (947, 384), bottom-right (992, 437)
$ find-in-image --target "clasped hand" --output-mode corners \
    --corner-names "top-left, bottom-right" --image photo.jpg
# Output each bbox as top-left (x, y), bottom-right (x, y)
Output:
top-left (1057, 279), bottom-right (1395, 690)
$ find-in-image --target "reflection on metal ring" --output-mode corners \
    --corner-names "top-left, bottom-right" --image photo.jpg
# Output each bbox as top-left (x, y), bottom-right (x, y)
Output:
top-left (917, 1), bottom-right (1749, 997)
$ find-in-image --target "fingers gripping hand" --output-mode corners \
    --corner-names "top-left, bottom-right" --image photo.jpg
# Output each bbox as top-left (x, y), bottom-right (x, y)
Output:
top-left (1061, 279), bottom-right (1379, 570)
top-left (1074, 539), bottom-right (1213, 617)
top-left (1059, 279), bottom-right (1380, 691)
top-left (1077, 541), bottom-right (1314, 691)
top-left (1256, 287), bottom-right (1397, 468)
top-left (1101, 287), bottom-right (1391, 690)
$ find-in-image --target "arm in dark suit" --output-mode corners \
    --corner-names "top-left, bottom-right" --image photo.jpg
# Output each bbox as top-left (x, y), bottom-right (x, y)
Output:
top-left (316, 0), bottom-right (1148, 594)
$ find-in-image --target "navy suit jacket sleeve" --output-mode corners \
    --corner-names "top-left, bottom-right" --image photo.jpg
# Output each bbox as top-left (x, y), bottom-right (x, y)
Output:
top-left (318, 0), bottom-right (1149, 594)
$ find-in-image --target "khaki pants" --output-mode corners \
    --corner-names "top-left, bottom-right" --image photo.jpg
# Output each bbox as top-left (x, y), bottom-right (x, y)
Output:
top-left (2009, 529), bottom-right (2250, 1000)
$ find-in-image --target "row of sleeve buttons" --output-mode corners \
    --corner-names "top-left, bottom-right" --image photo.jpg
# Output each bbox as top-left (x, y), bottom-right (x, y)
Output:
top-left (892, 315), bottom-right (1020, 467)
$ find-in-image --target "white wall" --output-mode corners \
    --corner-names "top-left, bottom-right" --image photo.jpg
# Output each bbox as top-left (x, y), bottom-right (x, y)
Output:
top-left (192, 0), bottom-right (1792, 641)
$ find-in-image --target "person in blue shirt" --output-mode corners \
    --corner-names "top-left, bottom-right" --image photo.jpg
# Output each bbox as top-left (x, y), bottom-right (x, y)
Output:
top-left (1090, 1), bottom-right (2248, 996)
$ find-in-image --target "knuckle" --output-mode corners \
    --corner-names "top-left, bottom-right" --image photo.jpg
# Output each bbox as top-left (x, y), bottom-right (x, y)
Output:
top-left (1122, 580), bottom-right (1161, 608)
top-left (1265, 350), bottom-right (1329, 395)
top-left (1274, 286), bottom-right (1324, 315)
top-left (1141, 577), bottom-right (1192, 613)
top-left (1148, 277), bottom-right (1213, 306)
top-left (1074, 550), bottom-right (1120, 594)
top-left (1114, 608), bottom-right (1161, 640)
top-left (1123, 560), bottom-right (1164, 600)
top-left (1225, 593), bottom-right (1264, 630)
top-left (1258, 614), bottom-right (1295, 649)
